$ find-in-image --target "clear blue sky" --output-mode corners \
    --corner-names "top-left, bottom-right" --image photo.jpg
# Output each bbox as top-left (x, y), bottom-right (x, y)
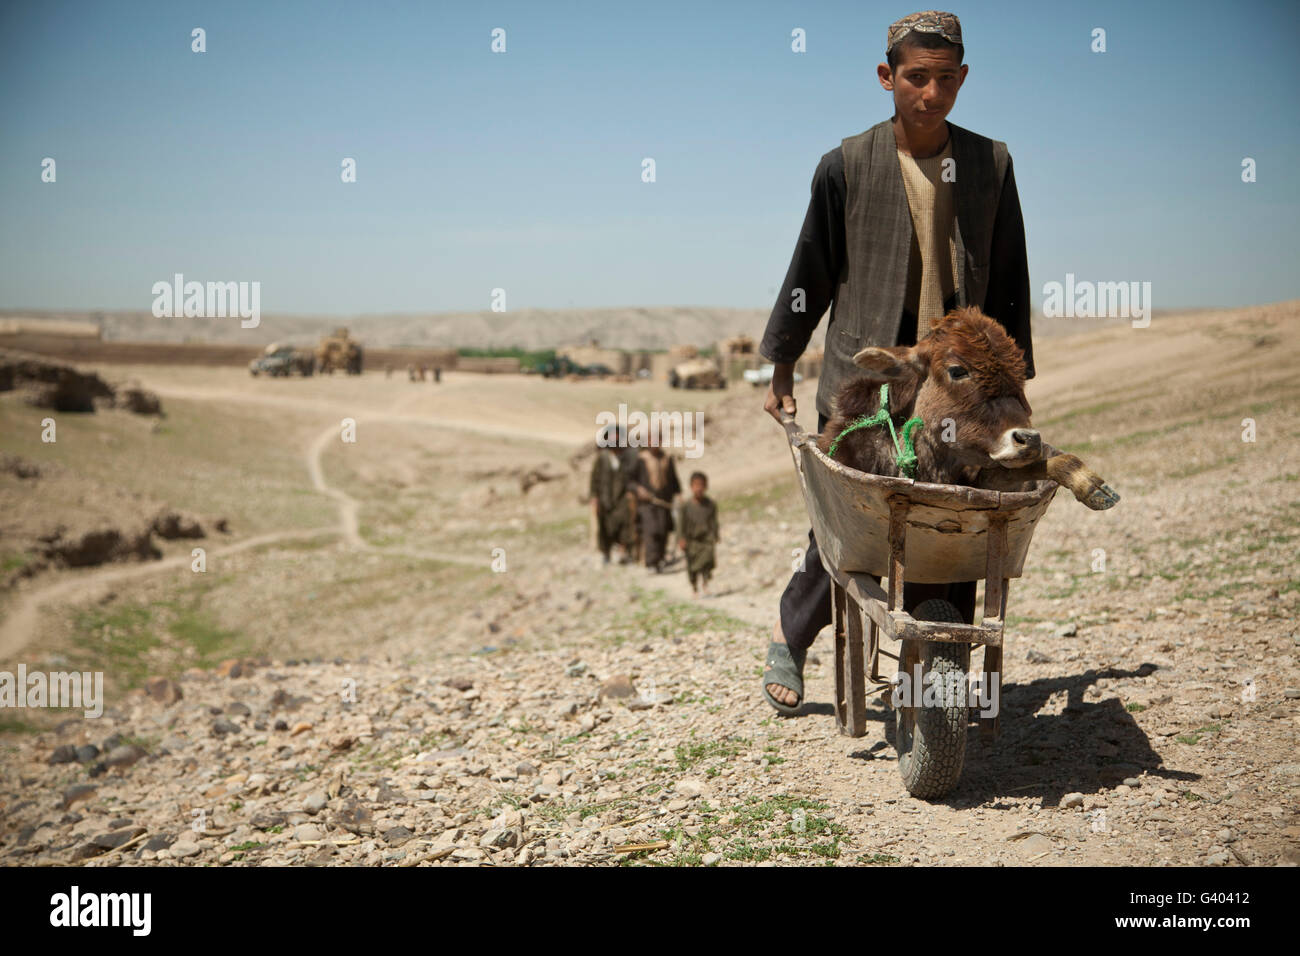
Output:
top-left (1, 0), bottom-right (1296, 316)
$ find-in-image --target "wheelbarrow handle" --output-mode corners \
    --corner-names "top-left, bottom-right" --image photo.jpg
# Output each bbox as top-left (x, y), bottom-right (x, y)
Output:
top-left (778, 411), bottom-right (806, 449)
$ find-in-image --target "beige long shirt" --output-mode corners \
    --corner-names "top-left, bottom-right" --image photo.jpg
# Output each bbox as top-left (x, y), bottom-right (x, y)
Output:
top-left (897, 138), bottom-right (960, 340)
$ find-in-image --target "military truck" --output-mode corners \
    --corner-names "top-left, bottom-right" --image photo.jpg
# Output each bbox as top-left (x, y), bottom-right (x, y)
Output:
top-left (669, 357), bottom-right (726, 390)
top-left (249, 344), bottom-right (315, 377)
top-left (536, 355), bottom-right (592, 379)
top-left (316, 328), bottom-right (363, 375)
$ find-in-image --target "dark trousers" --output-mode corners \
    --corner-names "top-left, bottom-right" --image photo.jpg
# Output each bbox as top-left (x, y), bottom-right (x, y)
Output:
top-left (778, 412), bottom-right (977, 654)
top-left (595, 505), bottom-right (627, 559)
top-left (638, 503), bottom-right (672, 568)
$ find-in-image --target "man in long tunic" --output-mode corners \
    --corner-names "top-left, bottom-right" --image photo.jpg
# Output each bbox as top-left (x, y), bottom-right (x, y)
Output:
top-left (678, 471), bottom-right (719, 596)
top-left (619, 442), bottom-right (642, 563)
top-left (629, 441), bottom-right (682, 573)
top-left (589, 426), bottom-right (630, 564)
top-left (758, 11), bottom-right (1035, 714)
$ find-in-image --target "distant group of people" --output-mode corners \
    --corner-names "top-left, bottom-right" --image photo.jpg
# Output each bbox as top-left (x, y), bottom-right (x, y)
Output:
top-left (381, 364), bottom-right (442, 382)
top-left (588, 427), bottom-right (719, 596)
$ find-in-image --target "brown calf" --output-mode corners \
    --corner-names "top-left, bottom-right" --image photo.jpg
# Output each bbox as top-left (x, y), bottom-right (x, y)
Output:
top-left (817, 307), bottom-right (1119, 510)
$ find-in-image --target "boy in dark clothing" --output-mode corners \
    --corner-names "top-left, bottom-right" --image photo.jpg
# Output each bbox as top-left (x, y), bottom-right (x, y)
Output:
top-left (629, 443), bottom-right (681, 572)
top-left (678, 471), bottom-right (719, 596)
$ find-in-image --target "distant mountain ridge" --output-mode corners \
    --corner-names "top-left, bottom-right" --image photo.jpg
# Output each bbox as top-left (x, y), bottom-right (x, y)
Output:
top-left (0, 307), bottom-right (792, 352)
top-left (0, 302), bottom-right (1233, 353)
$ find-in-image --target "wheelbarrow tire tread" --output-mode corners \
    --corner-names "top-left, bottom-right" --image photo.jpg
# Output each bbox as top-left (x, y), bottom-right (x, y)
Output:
top-left (897, 599), bottom-right (970, 800)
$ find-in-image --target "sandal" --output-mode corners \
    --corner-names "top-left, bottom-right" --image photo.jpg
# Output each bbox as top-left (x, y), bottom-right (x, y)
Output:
top-left (761, 641), bottom-right (806, 716)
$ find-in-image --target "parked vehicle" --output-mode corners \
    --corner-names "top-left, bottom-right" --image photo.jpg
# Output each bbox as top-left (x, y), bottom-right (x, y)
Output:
top-left (249, 344), bottom-right (315, 377)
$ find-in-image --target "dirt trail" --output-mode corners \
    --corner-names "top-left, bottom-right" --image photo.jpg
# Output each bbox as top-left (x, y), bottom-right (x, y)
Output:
top-left (0, 528), bottom-right (336, 660)
top-left (303, 420), bottom-right (486, 567)
top-left (1, 383), bottom-right (564, 661)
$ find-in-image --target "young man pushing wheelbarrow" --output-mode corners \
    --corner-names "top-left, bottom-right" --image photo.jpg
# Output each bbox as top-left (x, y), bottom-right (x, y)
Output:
top-left (759, 10), bottom-right (1035, 715)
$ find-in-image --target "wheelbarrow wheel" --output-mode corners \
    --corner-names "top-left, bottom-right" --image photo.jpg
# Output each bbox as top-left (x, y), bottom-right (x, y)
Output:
top-left (895, 599), bottom-right (970, 799)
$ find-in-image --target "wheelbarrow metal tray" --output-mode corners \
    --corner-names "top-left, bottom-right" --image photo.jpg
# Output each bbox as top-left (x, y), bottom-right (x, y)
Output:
top-left (785, 419), bottom-right (1057, 583)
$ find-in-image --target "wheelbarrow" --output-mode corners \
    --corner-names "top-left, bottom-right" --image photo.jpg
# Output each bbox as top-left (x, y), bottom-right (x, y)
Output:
top-left (780, 412), bottom-right (1060, 798)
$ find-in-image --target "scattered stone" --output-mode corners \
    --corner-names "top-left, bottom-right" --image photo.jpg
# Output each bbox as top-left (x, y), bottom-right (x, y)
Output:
top-left (211, 719), bottom-right (241, 737)
top-left (144, 677), bottom-right (183, 705)
top-left (102, 744), bottom-right (146, 770)
top-left (215, 659), bottom-right (245, 679)
top-left (480, 828), bottom-right (518, 849)
top-left (60, 785), bottom-right (96, 810)
top-left (169, 840), bottom-right (201, 859)
top-left (150, 509), bottom-right (203, 539)
top-left (328, 733), bottom-right (357, 752)
top-left (303, 792), bottom-right (328, 814)
top-left (91, 826), bottom-right (147, 850)
top-left (1061, 793), bottom-right (1085, 809)
top-left (118, 383), bottom-right (164, 416)
top-left (383, 826), bottom-right (414, 846)
top-left (332, 803), bottom-right (375, 836)
top-left (599, 674), bottom-right (637, 700)
top-left (676, 778), bottom-right (708, 798)
top-left (1054, 623), bottom-right (1078, 638)
top-left (1021, 833), bottom-right (1054, 855)
top-left (70, 842), bottom-right (109, 861)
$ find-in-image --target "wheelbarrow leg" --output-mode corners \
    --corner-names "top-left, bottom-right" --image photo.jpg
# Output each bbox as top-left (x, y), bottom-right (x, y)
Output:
top-left (831, 581), bottom-right (867, 737)
top-left (980, 643), bottom-right (1002, 742)
top-left (980, 514), bottom-right (1010, 742)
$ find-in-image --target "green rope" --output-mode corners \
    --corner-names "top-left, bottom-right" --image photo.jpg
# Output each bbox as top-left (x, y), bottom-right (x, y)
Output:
top-left (827, 383), bottom-right (925, 479)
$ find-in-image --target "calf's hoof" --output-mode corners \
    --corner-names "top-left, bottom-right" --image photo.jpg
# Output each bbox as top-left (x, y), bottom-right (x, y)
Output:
top-left (1082, 482), bottom-right (1120, 511)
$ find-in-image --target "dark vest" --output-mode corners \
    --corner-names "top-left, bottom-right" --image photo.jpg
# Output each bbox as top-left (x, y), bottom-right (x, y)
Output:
top-left (816, 119), bottom-right (1010, 419)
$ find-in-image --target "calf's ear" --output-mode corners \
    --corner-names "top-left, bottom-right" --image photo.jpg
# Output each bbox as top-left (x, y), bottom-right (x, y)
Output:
top-left (851, 345), bottom-right (927, 380)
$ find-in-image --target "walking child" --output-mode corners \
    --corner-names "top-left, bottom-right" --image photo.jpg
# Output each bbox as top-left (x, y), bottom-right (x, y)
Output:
top-left (678, 471), bottom-right (719, 596)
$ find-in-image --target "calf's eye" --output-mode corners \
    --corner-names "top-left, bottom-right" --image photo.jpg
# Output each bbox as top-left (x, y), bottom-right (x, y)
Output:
top-left (947, 366), bottom-right (969, 380)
